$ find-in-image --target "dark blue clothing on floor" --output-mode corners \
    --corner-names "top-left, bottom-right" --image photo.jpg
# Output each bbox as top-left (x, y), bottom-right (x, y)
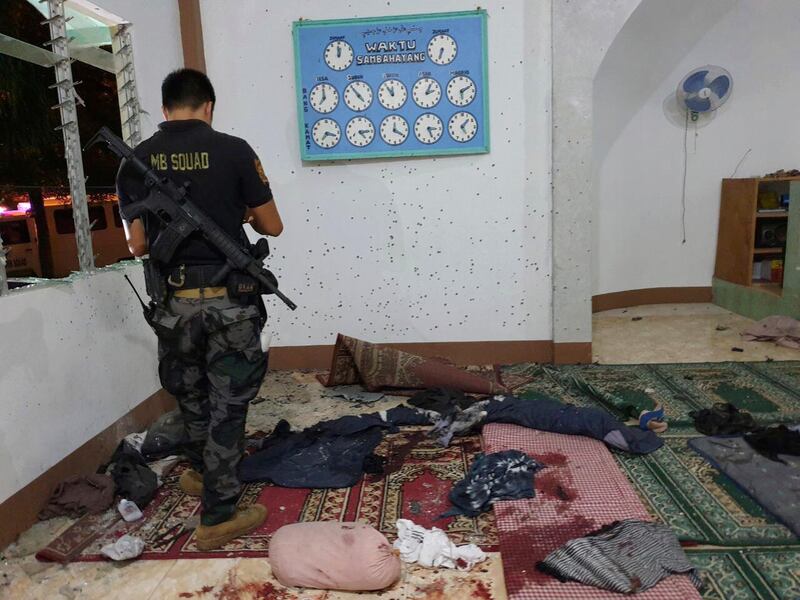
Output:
top-left (239, 406), bottom-right (429, 488)
top-left (484, 396), bottom-right (663, 454)
top-left (442, 450), bottom-right (543, 518)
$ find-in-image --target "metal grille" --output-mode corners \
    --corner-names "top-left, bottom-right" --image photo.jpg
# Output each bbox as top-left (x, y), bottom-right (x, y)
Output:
top-left (112, 24), bottom-right (142, 147)
top-left (44, 0), bottom-right (95, 273)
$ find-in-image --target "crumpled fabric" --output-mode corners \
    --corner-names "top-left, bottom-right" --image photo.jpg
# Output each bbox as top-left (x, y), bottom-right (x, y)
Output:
top-left (240, 406), bottom-right (431, 488)
top-left (537, 520), bottom-right (701, 593)
top-left (141, 409), bottom-right (186, 459)
top-left (323, 385), bottom-right (385, 404)
top-left (123, 430), bottom-right (147, 453)
top-left (690, 402), bottom-right (760, 436)
top-left (743, 425), bottom-right (800, 463)
top-left (39, 474), bottom-right (115, 520)
top-left (428, 401), bottom-right (490, 446)
top-left (100, 535), bottom-right (145, 561)
top-left (485, 395), bottom-right (663, 454)
top-left (110, 442), bottom-right (159, 508)
top-left (742, 315), bottom-right (800, 349)
top-left (393, 519), bottom-right (487, 570)
top-left (443, 450), bottom-right (543, 518)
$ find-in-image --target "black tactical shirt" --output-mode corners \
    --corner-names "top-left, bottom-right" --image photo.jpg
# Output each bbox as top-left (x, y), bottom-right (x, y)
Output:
top-left (116, 119), bottom-right (273, 266)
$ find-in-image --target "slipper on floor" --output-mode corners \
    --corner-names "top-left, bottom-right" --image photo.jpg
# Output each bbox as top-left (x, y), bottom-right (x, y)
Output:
top-left (639, 406), bottom-right (666, 432)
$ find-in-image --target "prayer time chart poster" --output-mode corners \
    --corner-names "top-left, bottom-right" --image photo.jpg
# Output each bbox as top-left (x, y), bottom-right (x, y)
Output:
top-left (293, 10), bottom-right (489, 161)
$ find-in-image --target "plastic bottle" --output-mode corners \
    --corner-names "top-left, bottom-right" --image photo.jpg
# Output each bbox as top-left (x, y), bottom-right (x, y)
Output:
top-left (118, 499), bottom-right (143, 522)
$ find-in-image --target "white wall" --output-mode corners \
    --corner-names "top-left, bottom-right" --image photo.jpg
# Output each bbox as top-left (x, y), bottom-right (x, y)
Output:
top-left (0, 1), bottom-right (179, 505)
top-left (594, 0), bottom-right (800, 295)
top-left (0, 264), bottom-right (159, 503)
top-left (200, 0), bottom-right (553, 347)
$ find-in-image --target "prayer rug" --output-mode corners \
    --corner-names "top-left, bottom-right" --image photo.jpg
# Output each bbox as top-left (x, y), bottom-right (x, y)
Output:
top-left (507, 361), bottom-right (800, 426)
top-left (687, 545), bottom-right (800, 600)
top-left (483, 423), bottom-right (702, 600)
top-left (613, 433), bottom-right (797, 545)
top-left (37, 430), bottom-right (497, 562)
top-left (320, 333), bottom-right (511, 394)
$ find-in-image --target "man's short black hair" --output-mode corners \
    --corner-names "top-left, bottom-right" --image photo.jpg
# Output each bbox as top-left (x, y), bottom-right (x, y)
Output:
top-left (161, 68), bottom-right (216, 110)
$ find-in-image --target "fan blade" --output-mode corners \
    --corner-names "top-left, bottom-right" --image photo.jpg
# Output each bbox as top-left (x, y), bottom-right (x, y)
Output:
top-left (685, 95), bottom-right (711, 112)
top-left (682, 70), bottom-right (709, 93)
top-left (706, 75), bottom-right (730, 101)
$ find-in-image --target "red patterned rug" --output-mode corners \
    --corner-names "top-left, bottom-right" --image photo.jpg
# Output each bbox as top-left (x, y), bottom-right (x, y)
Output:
top-left (483, 424), bottom-right (701, 600)
top-left (37, 429), bottom-right (497, 562)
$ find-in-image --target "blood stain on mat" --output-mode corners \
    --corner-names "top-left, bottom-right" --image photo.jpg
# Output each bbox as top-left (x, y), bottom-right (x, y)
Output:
top-left (381, 430), bottom-right (427, 478)
top-left (213, 568), bottom-right (294, 600)
top-left (535, 452), bottom-right (567, 467)
top-left (536, 468), bottom-right (578, 510)
top-left (501, 514), bottom-right (597, 595)
top-left (414, 579), bottom-right (447, 600)
top-left (177, 585), bottom-right (215, 598)
top-left (472, 580), bottom-right (493, 599)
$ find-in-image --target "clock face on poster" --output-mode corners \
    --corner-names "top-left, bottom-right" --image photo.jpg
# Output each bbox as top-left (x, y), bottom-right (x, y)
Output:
top-left (448, 111), bottom-right (478, 142)
top-left (324, 40), bottom-right (354, 71)
top-left (343, 81), bottom-right (373, 111)
top-left (447, 75), bottom-right (476, 107)
top-left (428, 34), bottom-right (457, 65)
top-left (414, 113), bottom-right (444, 144)
top-left (308, 82), bottom-right (339, 114)
top-left (378, 79), bottom-right (408, 110)
top-left (346, 116), bottom-right (375, 147)
top-left (380, 115), bottom-right (409, 145)
top-left (294, 11), bottom-right (489, 160)
top-left (312, 118), bottom-right (341, 148)
top-left (412, 77), bottom-right (442, 109)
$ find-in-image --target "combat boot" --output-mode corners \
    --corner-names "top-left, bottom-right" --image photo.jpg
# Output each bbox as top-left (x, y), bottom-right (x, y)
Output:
top-left (195, 505), bottom-right (267, 550)
top-left (179, 469), bottom-right (203, 497)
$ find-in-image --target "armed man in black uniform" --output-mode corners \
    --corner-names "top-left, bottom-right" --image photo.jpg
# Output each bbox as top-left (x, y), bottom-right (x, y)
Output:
top-left (116, 68), bottom-right (283, 550)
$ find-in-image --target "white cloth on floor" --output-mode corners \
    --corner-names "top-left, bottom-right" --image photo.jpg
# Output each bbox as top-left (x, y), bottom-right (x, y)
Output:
top-left (393, 519), bottom-right (486, 571)
top-left (123, 431), bottom-right (147, 453)
top-left (100, 534), bottom-right (145, 561)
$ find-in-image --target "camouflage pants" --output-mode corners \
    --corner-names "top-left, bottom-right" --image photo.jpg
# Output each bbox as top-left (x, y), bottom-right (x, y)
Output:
top-left (155, 292), bottom-right (267, 526)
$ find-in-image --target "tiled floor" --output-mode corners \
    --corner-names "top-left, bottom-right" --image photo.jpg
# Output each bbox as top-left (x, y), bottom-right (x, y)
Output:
top-left (593, 303), bottom-right (800, 364)
top-left (3, 302), bottom-right (797, 599)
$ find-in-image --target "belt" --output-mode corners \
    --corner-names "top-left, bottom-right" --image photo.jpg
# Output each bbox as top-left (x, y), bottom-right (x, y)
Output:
top-left (173, 286), bottom-right (227, 299)
top-left (167, 264), bottom-right (226, 290)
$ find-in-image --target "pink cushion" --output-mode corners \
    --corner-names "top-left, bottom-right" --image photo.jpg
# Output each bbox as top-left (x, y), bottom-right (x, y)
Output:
top-left (269, 522), bottom-right (402, 591)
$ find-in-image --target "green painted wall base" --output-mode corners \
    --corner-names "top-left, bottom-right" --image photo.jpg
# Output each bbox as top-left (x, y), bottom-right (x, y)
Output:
top-left (713, 278), bottom-right (798, 321)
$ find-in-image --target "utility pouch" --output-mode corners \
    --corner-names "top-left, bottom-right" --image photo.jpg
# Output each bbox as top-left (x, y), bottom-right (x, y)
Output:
top-left (227, 271), bottom-right (261, 303)
top-left (142, 258), bottom-right (168, 305)
top-left (143, 303), bottom-right (181, 339)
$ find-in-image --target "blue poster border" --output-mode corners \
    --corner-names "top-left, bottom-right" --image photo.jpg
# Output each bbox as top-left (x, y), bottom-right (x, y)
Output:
top-left (292, 10), bottom-right (489, 162)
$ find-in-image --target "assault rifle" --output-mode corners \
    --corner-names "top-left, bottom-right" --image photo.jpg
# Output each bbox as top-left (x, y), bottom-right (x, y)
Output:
top-left (86, 126), bottom-right (297, 311)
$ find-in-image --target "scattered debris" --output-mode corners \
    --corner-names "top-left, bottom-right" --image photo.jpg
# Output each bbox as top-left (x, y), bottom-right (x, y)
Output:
top-left (100, 535), bottom-right (144, 561)
top-left (323, 385), bottom-right (385, 404)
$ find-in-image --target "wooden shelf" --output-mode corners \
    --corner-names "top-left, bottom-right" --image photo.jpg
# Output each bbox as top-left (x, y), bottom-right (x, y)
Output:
top-left (756, 211), bottom-right (789, 218)
top-left (754, 247), bottom-right (785, 255)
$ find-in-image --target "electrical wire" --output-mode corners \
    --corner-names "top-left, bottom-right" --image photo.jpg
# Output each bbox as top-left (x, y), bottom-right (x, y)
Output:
top-left (681, 110), bottom-right (689, 244)
top-left (730, 148), bottom-right (752, 178)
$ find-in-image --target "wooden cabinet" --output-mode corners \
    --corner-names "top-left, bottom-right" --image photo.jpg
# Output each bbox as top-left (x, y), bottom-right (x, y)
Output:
top-left (713, 177), bottom-right (800, 320)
